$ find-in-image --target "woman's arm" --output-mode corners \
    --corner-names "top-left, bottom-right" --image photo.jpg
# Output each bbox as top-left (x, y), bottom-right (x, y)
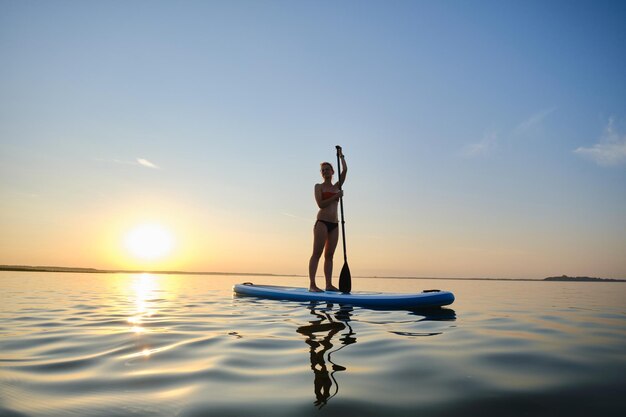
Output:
top-left (338, 153), bottom-right (347, 188)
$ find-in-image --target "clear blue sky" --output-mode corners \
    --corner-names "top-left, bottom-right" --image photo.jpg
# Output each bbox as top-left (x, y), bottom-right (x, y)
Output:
top-left (1, 0), bottom-right (625, 278)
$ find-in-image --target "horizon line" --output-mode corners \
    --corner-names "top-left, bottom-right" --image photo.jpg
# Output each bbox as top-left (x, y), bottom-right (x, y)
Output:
top-left (1, 264), bottom-right (624, 282)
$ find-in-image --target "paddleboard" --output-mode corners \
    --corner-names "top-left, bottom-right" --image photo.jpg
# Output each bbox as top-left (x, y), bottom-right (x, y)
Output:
top-left (233, 283), bottom-right (454, 309)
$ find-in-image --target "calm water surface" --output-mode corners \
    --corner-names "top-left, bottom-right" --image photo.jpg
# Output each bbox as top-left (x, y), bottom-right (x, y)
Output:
top-left (1, 272), bottom-right (625, 416)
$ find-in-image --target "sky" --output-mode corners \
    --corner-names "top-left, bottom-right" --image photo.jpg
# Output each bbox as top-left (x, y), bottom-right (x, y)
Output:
top-left (1, 0), bottom-right (625, 279)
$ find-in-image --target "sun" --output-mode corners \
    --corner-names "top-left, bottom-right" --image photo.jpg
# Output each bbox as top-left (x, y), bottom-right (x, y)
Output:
top-left (124, 223), bottom-right (174, 261)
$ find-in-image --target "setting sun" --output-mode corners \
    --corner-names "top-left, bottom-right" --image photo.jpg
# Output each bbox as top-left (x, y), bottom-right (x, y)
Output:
top-left (124, 223), bottom-right (174, 261)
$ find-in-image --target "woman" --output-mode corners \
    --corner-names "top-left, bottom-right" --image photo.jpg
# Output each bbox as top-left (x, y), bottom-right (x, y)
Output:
top-left (309, 147), bottom-right (347, 292)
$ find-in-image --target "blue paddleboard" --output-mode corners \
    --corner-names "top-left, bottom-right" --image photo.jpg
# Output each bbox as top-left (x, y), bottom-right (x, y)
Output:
top-left (233, 283), bottom-right (454, 309)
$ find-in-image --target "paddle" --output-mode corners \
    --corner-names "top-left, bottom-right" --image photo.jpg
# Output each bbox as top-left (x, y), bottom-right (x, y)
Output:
top-left (336, 145), bottom-right (351, 293)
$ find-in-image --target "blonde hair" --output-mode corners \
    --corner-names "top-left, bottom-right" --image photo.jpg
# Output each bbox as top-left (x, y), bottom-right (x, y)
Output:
top-left (320, 162), bottom-right (333, 171)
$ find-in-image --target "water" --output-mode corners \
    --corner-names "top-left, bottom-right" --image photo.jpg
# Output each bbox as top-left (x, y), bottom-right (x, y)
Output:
top-left (1, 272), bottom-right (625, 417)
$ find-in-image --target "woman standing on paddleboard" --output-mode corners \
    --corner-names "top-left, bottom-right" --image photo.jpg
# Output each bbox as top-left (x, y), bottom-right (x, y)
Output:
top-left (309, 147), bottom-right (347, 292)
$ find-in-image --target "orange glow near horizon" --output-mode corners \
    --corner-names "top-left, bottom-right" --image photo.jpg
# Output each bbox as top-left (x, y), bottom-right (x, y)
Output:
top-left (95, 204), bottom-right (201, 271)
top-left (124, 223), bottom-right (174, 261)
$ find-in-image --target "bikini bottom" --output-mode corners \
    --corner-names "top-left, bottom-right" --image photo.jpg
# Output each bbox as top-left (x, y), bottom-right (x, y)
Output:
top-left (315, 220), bottom-right (339, 233)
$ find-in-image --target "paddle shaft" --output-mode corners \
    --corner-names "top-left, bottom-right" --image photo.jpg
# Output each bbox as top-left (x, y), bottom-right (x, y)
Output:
top-left (336, 147), bottom-right (347, 263)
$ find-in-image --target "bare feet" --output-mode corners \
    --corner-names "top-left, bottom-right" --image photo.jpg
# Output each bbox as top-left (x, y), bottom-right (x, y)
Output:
top-left (325, 285), bottom-right (340, 292)
top-left (309, 285), bottom-right (323, 293)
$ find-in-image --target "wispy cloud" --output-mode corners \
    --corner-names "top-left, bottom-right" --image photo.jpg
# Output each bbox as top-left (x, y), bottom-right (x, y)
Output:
top-left (136, 158), bottom-right (160, 169)
top-left (461, 107), bottom-right (555, 159)
top-left (574, 118), bottom-right (626, 166)
top-left (513, 107), bottom-right (557, 135)
top-left (461, 130), bottom-right (498, 158)
top-left (281, 212), bottom-right (310, 222)
top-left (97, 157), bottom-right (161, 169)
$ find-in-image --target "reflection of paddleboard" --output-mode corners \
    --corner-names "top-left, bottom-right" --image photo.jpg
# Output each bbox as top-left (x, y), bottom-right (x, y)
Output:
top-left (233, 283), bottom-right (454, 309)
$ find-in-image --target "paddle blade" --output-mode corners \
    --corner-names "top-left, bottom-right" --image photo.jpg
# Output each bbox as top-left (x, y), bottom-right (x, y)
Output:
top-left (338, 262), bottom-right (351, 293)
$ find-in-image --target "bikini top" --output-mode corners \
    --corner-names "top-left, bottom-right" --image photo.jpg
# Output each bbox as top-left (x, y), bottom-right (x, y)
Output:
top-left (321, 187), bottom-right (339, 200)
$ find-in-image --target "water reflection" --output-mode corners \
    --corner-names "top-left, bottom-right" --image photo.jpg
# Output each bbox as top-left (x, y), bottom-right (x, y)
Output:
top-left (297, 304), bottom-right (456, 408)
top-left (128, 273), bottom-right (159, 335)
top-left (407, 307), bottom-right (456, 320)
top-left (297, 303), bottom-right (356, 408)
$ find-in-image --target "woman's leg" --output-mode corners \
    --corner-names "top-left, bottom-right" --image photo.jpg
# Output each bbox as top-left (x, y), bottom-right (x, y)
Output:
top-left (309, 222), bottom-right (327, 292)
top-left (323, 226), bottom-right (340, 290)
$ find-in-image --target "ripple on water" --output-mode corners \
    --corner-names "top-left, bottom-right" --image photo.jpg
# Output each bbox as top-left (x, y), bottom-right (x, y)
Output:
top-left (1, 274), bottom-right (625, 417)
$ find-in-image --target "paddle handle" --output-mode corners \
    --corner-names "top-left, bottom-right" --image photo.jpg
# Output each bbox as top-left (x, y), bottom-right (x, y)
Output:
top-left (336, 146), bottom-right (347, 263)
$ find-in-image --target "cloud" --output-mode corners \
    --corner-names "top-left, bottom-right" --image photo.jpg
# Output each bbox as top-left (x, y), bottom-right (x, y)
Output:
top-left (95, 157), bottom-right (162, 169)
top-left (281, 212), bottom-right (309, 222)
top-left (136, 158), bottom-right (160, 169)
top-left (513, 107), bottom-right (557, 135)
top-left (461, 131), bottom-right (498, 158)
top-left (574, 118), bottom-right (626, 166)
top-left (460, 107), bottom-right (555, 159)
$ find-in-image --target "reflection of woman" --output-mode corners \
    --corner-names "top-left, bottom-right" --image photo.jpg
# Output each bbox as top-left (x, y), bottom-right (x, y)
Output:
top-left (296, 303), bottom-right (356, 408)
top-left (309, 147), bottom-right (347, 292)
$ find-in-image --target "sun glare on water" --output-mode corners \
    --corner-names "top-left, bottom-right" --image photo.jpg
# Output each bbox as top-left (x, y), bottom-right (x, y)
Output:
top-left (124, 223), bottom-right (174, 261)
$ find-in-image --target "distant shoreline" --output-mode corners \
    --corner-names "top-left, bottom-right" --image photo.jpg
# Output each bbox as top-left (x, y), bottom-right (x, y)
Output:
top-left (543, 275), bottom-right (626, 282)
top-left (0, 265), bottom-right (289, 277)
top-left (1, 265), bottom-right (624, 282)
